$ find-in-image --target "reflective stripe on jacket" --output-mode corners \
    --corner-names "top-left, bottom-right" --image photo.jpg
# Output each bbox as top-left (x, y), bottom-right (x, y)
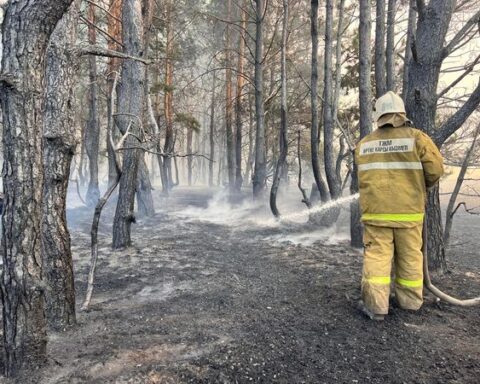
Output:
top-left (355, 125), bottom-right (444, 228)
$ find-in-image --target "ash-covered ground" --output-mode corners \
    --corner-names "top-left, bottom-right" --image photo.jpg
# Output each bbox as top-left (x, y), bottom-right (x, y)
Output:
top-left (6, 187), bottom-right (480, 383)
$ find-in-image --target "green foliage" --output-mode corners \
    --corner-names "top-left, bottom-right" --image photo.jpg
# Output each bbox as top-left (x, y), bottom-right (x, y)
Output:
top-left (175, 113), bottom-right (201, 133)
top-left (150, 82), bottom-right (175, 94)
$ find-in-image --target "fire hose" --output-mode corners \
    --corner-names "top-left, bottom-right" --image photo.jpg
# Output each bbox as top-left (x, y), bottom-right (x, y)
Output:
top-left (422, 219), bottom-right (480, 306)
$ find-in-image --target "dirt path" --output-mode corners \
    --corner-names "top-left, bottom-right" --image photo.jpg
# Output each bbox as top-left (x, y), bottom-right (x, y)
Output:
top-left (7, 188), bottom-right (480, 383)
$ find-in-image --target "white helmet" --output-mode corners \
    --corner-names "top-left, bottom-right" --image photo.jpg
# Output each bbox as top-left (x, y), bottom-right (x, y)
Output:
top-left (374, 91), bottom-right (406, 122)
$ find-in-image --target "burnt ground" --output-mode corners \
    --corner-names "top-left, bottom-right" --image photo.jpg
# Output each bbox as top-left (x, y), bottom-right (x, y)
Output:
top-left (3, 187), bottom-right (480, 383)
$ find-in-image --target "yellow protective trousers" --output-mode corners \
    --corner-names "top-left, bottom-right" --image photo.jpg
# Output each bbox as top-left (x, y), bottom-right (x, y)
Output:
top-left (362, 224), bottom-right (424, 315)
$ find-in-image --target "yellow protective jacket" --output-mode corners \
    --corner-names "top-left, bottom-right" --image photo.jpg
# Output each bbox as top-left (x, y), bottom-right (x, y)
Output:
top-left (355, 124), bottom-right (444, 228)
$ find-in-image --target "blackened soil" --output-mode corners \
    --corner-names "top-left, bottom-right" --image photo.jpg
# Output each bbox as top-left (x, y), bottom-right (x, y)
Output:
top-left (5, 188), bottom-right (480, 383)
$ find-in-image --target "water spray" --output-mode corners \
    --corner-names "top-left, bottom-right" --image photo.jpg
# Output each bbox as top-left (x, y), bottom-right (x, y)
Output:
top-left (278, 193), bottom-right (360, 223)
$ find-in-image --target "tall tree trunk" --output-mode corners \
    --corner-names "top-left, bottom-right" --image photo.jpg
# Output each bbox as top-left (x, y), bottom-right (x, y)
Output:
top-left (225, 0), bottom-right (235, 191)
top-left (323, 0), bottom-right (341, 199)
top-left (107, 0), bottom-right (123, 187)
top-left (85, 3), bottom-right (101, 206)
top-left (332, 0), bottom-right (346, 124)
top-left (252, 0), bottom-right (267, 199)
top-left (0, 0), bottom-right (74, 376)
top-left (402, 0), bottom-right (416, 101)
top-left (235, 2), bottom-right (247, 192)
top-left (187, 128), bottom-right (193, 186)
top-left (112, 0), bottom-right (146, 249)
top-left (270, 0), bottom-right (289, 217)
top-left (405, 0), bottom-right (456, 272)
top-left (351, 0), bottom-right (373, 247)
top-left (136, 158), bottom-right (155, 216)
top-left (310, 0), bottom-right (330, 203)
top-left (386, 0), bottom-right (396, 91)
top-left (163, 0), bottom-right (175, 191)
top-left (42, 0), bottom-right (80, 331)
top-left (136, 0), bottom-right (156, 218)
top-left (374, 0), bottom-right (387, 97)
top-left (244, 92), bottom-right (255, 185)
top-left (209, 71), bottom-right (216, 187)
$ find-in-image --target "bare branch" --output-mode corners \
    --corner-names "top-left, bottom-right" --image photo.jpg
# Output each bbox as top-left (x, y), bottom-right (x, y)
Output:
top-left (79, 15), bottom-right (124, 48)
top-left (434, 81), bottom-right (480, 145)
top-left (442, 8), bottom-right (480, 58)
top-left (437, 55), bottom-right (480, 100)
top-left (75, 44), bottom-right (151, 65)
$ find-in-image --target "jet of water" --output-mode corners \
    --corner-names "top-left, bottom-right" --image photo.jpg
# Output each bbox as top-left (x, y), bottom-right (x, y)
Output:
top-left (279, 193), bottom-right (360, 222)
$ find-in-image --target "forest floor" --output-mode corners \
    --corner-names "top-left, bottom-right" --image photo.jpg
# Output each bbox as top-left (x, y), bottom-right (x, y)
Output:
top-left (2, 187), bottom-right (480, 384)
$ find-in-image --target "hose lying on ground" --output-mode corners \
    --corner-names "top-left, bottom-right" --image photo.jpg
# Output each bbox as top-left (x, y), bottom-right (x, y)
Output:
top-left (422, 220), bottom-right (480, 306)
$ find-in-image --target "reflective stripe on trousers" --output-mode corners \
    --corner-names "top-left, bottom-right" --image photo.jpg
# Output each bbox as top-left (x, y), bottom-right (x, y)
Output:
top-left (362, 224), bottom-right (424, 315)
top-left (361, 213), bottom-right (424, 222)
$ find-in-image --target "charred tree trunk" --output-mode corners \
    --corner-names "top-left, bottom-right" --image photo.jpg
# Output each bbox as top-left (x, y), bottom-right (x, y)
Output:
top-left (225, 0), bottom-right (235, 191)
top-left (163, 0), bottom-right (175, 191)
top-left (112, 0), bottom-right (146, 249)
top-left (252, 0), bottom-right (267, 199)
top-left (351, 0), bottom-right (373, 248)
top-left (386, 0), bottom-right (396, 91)
top-left (270, 0), bottom-right (289, 217)
top-left (405, 0), bottom-right (455, 272)
top-left (209, 71), bottom-right (216, 187)
top-left (107, 0), bottom-right (123, 187)
top-left (310, 0), bottom-right (330, 203)
top-left (235, 3), bottom-right (247, 192)
top-left (136, 157), bottom-right (155, 217)
top-left (136, 1), bottom-right (156, 219)
top-left (402, 0), bottom-right (416, 101)
top-left (374, 0), bottom-right (387, 97)
top-left (42, 0), bottom-right (80, 331)
top-left (85, 4), bottom-right (101, 206)
top-left (270, 0), bottom-right (288, 217)
top-left (323, 0), bottom-right (341, 199)
top-left (0, 0), bottom-right (74, 376)
top-left (187, 128), bottom-right (193, 186)
top-left (244, 92), bottom-right (255, 185)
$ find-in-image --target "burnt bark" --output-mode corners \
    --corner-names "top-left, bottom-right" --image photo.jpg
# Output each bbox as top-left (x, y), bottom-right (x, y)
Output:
top-left (42, 0), bottom-right (80, 331)
top-left (351, 0), bottom-right (373, 248)
top-left (85, 4), bottom-right (101, 206)
top-left (0, 0), bottom-right (74, 376)
top-left (270, 0), bottom-right (289, 217)
top-left (112, 0), bottom-right (146, 249)
top-left (252, 0), bottom-right (267, 199)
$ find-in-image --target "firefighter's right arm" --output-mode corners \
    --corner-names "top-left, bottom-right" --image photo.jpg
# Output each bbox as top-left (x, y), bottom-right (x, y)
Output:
top-left (417, 131), bottom-right (444, 188)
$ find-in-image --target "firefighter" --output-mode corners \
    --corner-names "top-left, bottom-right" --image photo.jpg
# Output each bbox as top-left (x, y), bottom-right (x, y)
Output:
top-left (355, 91), bottom-right (444, 320)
